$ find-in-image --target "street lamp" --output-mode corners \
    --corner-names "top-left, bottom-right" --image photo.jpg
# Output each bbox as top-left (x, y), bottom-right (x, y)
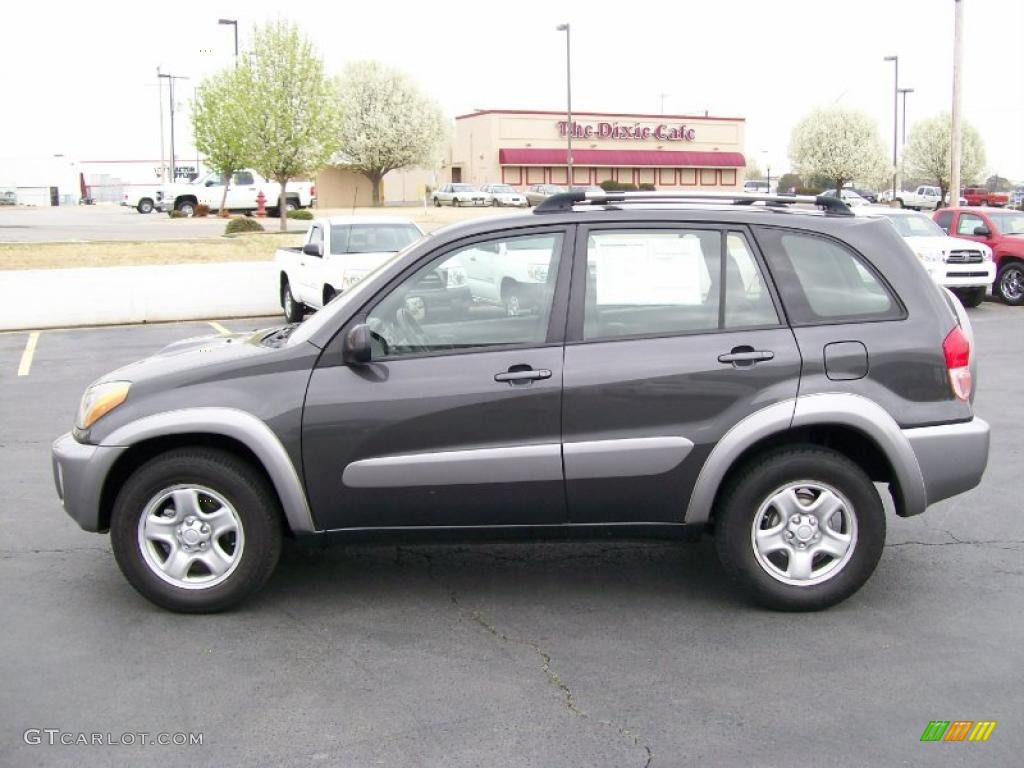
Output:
top-left (898, 87), bottom-right (914, 145)
top-left (883, 55), bottom-right (899, 197)
top-left (218, 18), bottom-right (239, 64)
top-left (158, 71), bottom-right (189, 181)
top-left (556, 23), bottom-right (573, 186)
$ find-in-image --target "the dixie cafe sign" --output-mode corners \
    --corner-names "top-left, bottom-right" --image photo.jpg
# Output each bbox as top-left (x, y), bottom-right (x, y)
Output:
top-left (557, 120), bottom-right (696, 142)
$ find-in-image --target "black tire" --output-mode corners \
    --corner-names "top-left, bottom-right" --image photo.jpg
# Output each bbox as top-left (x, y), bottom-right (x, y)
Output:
top-left (285, 198), bottom-right (299, 213)
top-left (956, 287), bottom-right (986, 308)
top-left (281, 279), bottom-right (305, 323)
top-left (175, 199), bottom-right (196, 217)
top-left (109, 448), bottom-right (282, 613)
top-left (137, 198), bottom-right (154, 214)
top-left (433, 197), bottom-right (441, 208)
top-left (995, 261), bottom-right (1024, 306)
top-left (453, 198), bottom-right (461, 207)
top-left (714, 446), bottom-right (885, 612)
top-left (895, 198), bottom-right (904, 208)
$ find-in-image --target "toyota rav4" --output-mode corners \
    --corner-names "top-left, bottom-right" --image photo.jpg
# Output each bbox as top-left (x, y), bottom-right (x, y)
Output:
top-left (51, 191), bottom-right (990, 613)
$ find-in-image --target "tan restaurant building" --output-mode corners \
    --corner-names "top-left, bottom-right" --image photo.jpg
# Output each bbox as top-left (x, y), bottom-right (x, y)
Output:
top-left (451, 108), bottom-right (746, 191)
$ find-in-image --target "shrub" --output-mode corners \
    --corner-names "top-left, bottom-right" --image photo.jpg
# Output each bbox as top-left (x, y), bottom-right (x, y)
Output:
top-left (195, 204), bottom-right (210, 218)
top-left (599, 179), bottom-right (639, 192)
top-left (225, 216), bottom-right (265, 235)
top-left (167, 210), bottom-right (187, 219)
top-left (287, 208), bottom-right (313, 220)
top-left (795, 186), bottom-right (824, 196)
top-left (638, 183), bottom-right (656, 191)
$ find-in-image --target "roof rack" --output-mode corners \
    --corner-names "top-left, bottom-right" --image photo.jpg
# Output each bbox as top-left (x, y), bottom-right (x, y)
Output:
top-left (532, 190), bottom-right (853, 216)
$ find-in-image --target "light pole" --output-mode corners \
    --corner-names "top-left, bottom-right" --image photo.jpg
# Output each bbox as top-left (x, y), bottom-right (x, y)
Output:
top-left (156, 67), bottom-right (166, 182)
top-left (883, 55), bottom-right (899, 198)
top-left (158, 71), bottom-right (188, 181)
top-left (218, 19), bottom-right (239, 65)
top-left (761, 150), bottom-right (771, 193)
top-left (950, 0), bottom-right (964, 208)
top-left (898, 87), bottom-right (914, 145)
top-left (556, 23), bottom-right (572, 186)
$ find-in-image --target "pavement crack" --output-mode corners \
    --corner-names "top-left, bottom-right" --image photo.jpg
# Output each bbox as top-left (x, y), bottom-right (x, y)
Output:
top-left (886, 536), bottom-right (1024, 549)
top-left (0, 546), bottom-right (108, 557)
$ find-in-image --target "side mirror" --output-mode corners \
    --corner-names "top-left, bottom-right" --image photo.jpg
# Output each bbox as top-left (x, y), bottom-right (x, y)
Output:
top-left (973, 226), bottom-right (991, 237)
top-left (343, 324), bottom-right (372, 364)
top-left (302, 242), bottom-right (323, 257)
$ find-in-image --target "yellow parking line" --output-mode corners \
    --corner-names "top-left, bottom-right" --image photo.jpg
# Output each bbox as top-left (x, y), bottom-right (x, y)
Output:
top-left (208, 321), bottom-right (230, 336)
top-left (17, 331), bottom-right (39, 376)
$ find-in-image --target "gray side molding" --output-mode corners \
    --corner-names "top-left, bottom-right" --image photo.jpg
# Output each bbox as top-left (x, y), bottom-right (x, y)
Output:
top-left (103, 408), bottom-right (316, 534)
top-left (685, 399), bottom-right (797, 524)
top-left (791, 392), bottom-right (927, 515)
top-left (564, 436), bottom-right (693, 480)
top-left (343, 444), bottom-right (562, 488)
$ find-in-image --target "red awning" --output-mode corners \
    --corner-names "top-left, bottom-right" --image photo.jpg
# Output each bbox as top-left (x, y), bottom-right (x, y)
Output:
top-left (498, 148), bottom-right (745, 168)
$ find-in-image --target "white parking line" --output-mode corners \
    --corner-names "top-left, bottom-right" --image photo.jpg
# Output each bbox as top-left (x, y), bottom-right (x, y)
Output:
top-left (208, 321), bottom-right (231, 336)
top-left (17, 331), bottom-right (39, 376)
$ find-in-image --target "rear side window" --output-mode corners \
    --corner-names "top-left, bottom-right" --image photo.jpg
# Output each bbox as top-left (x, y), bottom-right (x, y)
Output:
top-left (755, 228), bottom-right (901, 325)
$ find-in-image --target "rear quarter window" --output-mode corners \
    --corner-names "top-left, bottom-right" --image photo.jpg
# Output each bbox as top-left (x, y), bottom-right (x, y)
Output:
top-left (754, 227), bottom-right (904, 325)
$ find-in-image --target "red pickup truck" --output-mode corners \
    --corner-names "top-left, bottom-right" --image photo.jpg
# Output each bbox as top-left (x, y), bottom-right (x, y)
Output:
top-left (962, 187), bottom-right (1009, 207)
top-left (934, 207), bottom-right (1024, 305)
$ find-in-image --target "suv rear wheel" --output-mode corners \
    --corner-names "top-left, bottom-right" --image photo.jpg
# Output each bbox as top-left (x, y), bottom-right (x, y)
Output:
top-left (715, 447), bottom-right (885, 611)
top-left (110, 448), bottom-right (282, 613)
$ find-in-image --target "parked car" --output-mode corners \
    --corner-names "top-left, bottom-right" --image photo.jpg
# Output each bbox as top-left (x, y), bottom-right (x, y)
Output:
top-left (456, 235), bottom-right (557, 316)
top-left (156, 170), bottom-right (315, 216)
top-left (121, 187), bottom-right (160, 214)
top-left (934, 207), bottom-right (1024, 305)
top-left (525, 184), bottom-right (567, 206)
top-left (51, 189), bottom-right (989, 613)
top-left (479, 184), bottom-right (528, 207)
top-left (743, 180), bottom-right (770, 194)
top-left (432, 183), bottom-right (488, 207)
top-left (275, 216), bottom-right (429, 321)
top-left (0, 188), bottom-right (16, 205)
top-left (821, 189), bottom-right (870, 207)
top-left (844, 185), bottom-right (878, 204)
top-left (855, 206), bottom-right (994, 307)
top-left (895, 185), bottom-right (967, 211)
top-left (1009, 185), bottom-right (1024, 209)
top-left (962, 187), bottom-right (1009, 208)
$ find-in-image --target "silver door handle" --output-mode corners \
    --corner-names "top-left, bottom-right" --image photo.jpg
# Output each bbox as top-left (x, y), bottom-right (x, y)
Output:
top-left (718, 350), bottom-right (774, 364)
top-left (494, 369), bottom-right (552, 383)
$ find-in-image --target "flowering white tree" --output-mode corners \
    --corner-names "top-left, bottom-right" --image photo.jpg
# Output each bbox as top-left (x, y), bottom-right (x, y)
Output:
top-left (240, 20), bottom-right (340, 230)
top-left (903, 114), bottom-right (986, 205)
top-left (788, 107), bottom-right (890, 196)
top-left (191, 67), bottom-right (251, 216)
top-left (335, 61), bottom-right (448, 206)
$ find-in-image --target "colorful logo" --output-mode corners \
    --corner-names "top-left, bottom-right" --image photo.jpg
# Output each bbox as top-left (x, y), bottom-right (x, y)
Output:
top-left (920, 721), bottom-right (997, 742)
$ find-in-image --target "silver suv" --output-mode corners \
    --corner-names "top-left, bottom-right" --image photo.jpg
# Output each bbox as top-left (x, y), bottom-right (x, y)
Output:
top-left (51, 191), bottom-right (990, 613)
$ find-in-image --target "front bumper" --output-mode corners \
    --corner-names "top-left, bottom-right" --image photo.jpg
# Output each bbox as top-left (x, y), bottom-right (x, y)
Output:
top-left (904, 417), bottom-right (990, 508)
top-left (932, 262), bottom-right (996, 289)
top-left (51, 433), bottom-right (126, 532)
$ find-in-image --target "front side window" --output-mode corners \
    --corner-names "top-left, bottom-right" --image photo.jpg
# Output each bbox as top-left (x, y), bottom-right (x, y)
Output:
top-left (366, 233), bottom-right (563, 359)
top-left (582, 228), bottom-right (777, 341)
top-left (957, 214), bottom-right (985, 236)
top-left (756, 228), bottom-right (899, 324)
top-left (934, 210), bottom-right (953, 233)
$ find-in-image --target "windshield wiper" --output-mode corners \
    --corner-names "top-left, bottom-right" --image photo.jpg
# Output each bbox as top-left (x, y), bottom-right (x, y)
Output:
top-left (261, 323), bottom-right (299, 347)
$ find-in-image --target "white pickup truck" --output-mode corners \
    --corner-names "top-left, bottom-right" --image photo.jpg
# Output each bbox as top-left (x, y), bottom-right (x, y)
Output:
top-left (156, 169), bottom-right (315, 216)
top-left (275, 216), bottom-right (427, 322)
top-left (121, 186), bottom-right (161, 214)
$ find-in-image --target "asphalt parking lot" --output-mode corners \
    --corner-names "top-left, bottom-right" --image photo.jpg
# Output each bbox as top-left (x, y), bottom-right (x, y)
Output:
top-left (1, 305), bottom-right (1022, 767)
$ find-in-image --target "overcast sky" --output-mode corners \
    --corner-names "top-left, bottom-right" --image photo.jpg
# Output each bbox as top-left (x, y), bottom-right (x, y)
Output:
top-left (3, 0), bottom-right (1022, 180)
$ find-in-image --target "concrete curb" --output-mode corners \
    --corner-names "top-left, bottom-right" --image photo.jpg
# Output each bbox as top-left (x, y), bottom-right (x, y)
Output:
top-left (0, 261), bottom-right (280, 330)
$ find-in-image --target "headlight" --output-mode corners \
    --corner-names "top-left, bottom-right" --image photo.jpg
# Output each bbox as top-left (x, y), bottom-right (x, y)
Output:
top-left (76, 381), bottom-right (131, 430)
top-left (446, 265), bottom-right (467, 287)
top-left (914, 249), bottom-right (944, 264)
top-left (981, 248), bottom-right (993, 262)
top-left (341, 270), bottom-right (369, 290)
top-left (527, 264), bottom-right (549, 282)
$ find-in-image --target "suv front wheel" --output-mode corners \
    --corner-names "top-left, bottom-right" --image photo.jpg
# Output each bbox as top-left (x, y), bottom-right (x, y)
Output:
top-left (715, 447), bottom-right (885, 611)
top-left (110, 448), bottom-right (282, 613)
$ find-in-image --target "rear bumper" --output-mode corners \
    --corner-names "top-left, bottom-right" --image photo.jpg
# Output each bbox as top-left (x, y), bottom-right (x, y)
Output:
top-left (51, 433), bottom-right (126, 532)
top-left (903, 417), bottom-right (990, 508)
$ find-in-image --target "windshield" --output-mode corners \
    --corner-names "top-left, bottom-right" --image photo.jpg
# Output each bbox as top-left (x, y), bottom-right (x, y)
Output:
top-left (330, 223), bottom-right (422, 254)
top-left (489, 185), bottom-right (514, 193)
top-left (880, 212), bottom-right (945, 238)
top-left (452, 184), bottom-right (476, 192)
top-left (987, 212), bottom-right (1024, 235)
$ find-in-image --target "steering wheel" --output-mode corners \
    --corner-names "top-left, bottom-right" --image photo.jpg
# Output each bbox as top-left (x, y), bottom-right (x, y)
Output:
top-left (395, 307), bottom-right (432, 352)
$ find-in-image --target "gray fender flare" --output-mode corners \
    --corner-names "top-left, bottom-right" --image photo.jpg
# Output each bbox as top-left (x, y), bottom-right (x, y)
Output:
top-left (684, 393), bottom-right (927, 524)
top-left (103, 407), bottom-right (316, 534)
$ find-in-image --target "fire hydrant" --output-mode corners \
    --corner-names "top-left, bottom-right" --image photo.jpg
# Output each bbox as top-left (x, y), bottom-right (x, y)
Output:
top-left (255, 190), bottom-right (267, 218)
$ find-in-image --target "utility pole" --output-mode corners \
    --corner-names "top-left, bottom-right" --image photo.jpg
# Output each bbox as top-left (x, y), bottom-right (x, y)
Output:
top-left (950, 0), bottom-right (964, 208)
top-left (157, 67), bottom-right (166, 182)
top-left (883, 55), bottom-right (899, 198)
top-left (158, 72), bottom-right (189, 181)
top-left (556, 23), bottom-right (573, 186)
top-left (898, 88), bottom-right (915, 145)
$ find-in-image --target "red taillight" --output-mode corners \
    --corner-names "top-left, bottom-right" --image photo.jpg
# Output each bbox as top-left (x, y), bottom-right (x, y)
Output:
top-left (943, 326), bottom-right (972, 400)
top-left (310, 185), bottom-right (316, 198)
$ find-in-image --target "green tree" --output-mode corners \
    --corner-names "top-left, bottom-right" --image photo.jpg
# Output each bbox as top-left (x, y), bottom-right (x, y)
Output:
top-left (335, 61), bottom-right (448, 206)
top-left (239, 20), bottom-right (340, 230)
top-left (902, 114), bottom-right (986, 205)
top-left (788, 106), bottom-right (890, 197)
top-left (775, 172), bottom-right (802, 193)
top-left (986, 174), bottom-right (1011, 192)
top-left (191, 67), bottom-right (251, 216)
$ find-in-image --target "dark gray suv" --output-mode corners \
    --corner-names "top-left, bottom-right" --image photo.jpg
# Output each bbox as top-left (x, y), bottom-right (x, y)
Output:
top-left (51, 191), bottom-right (990, 613)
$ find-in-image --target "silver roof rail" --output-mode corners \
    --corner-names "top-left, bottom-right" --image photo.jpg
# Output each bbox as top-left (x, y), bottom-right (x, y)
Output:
top-left (533, 190), bottom-right (853, 215)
